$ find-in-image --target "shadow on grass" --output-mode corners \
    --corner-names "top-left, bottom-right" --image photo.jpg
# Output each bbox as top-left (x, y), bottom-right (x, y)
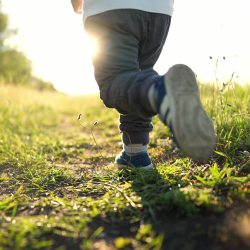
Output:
top-left (1, 164), bottom-right (250, 250)
top-left (106, 167), bottom-right (250, 250)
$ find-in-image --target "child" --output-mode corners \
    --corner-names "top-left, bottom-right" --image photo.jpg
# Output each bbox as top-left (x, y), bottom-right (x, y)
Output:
top-left (71, 0), bottom-right (215, 170)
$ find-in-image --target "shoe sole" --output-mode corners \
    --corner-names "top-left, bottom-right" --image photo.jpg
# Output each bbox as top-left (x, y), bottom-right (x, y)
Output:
top-left (115, 163), bottom-right (154, 171)
top-left (161, 64), bottom-right (215, 160)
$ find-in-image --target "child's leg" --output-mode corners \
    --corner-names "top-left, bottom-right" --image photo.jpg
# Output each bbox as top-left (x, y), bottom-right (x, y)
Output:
top-left (117, 15), bottom-right (171, 168)
top-left (85, 10), bottom-right (171, 168)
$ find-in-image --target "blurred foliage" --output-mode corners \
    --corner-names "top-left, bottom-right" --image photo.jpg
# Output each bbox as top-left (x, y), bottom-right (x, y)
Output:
top-left (0, 0), bottom-right (56, 91)
top-left (0, 8), bottom-right (8, 43)
top-left (0, 49), bottom-right (32, 84)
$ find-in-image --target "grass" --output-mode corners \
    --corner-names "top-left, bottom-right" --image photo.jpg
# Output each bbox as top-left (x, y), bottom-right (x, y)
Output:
top-left (0, 81), bottom-right (250, 250)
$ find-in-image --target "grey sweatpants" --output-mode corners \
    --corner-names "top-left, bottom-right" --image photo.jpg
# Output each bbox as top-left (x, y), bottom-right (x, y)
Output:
top-left (85, 9), bottom-right (171, 144)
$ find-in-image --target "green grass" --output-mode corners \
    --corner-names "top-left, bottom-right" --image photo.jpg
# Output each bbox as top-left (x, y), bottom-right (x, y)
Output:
top-left (0, 83), bottom-right (250, 250)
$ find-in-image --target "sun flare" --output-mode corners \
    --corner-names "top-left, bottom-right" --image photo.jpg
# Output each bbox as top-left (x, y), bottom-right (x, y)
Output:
top-left (86, 37), bottom-right (98, 57)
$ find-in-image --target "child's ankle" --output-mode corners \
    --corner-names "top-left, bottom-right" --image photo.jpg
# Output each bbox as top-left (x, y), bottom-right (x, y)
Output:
top-left (124, 144), bottom-right (147, 156)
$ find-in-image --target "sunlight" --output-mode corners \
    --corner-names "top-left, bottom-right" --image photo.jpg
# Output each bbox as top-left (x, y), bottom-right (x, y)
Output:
top-left (86, 36), bottom-right (98, 57)
top-left (2, 0), bottom-right (250, 94)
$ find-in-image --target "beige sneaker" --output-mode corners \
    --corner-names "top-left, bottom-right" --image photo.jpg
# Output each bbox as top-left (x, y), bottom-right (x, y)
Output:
top-left (157, 64), bottom-right (215, 160)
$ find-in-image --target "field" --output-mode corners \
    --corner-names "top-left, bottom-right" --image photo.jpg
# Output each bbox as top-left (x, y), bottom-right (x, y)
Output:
top-left (0, 82), bottom-right (250, 250)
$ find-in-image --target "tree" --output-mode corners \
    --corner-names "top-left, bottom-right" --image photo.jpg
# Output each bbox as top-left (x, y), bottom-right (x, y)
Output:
top-left (0, 5), bottom-right (8, 48)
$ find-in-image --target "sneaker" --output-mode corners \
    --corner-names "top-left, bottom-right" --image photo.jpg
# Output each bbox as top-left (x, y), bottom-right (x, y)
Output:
top-left (115, 151), bottom-right (153, 170)
top-left (157, 64), bottom-right (215, 160)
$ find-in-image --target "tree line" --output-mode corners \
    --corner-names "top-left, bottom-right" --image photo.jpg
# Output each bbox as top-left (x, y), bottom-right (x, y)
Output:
top-left (0, 1), bottom-right (56, 91)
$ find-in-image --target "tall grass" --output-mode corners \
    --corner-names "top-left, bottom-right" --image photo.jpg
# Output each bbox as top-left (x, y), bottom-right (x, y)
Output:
top-left (200, 81), bottom-right (250, 156)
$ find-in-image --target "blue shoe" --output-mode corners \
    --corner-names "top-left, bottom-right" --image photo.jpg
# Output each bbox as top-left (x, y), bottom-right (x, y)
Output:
top-left (115, 151), bottom-right (153, 170)
top-left (157, 64), bottom-right (215, 160)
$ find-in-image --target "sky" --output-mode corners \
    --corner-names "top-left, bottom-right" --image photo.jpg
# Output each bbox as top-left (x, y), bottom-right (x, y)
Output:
top-left (2, 0), bottom-right (250, 94)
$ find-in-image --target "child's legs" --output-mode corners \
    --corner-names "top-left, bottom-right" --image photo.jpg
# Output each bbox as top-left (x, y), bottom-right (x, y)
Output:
top-left (85, 10), bottom-right (171, 144)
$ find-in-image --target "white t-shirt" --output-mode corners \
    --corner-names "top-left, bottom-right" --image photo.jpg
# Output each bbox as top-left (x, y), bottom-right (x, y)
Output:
top-left (83, 0), bottom-right (174, 24)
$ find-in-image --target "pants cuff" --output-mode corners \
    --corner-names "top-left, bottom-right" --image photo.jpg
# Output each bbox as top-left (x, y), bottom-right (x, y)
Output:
top-left (122, 131), bottom-right (150, 144)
